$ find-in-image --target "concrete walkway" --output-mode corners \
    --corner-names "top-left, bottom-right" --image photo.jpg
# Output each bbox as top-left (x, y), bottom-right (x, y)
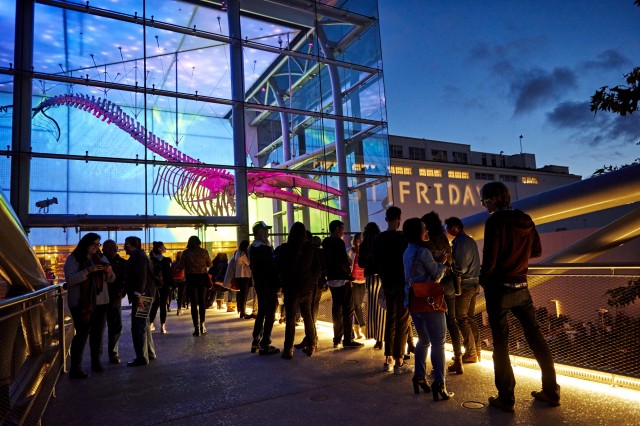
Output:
top-left (42, 305), bottom-right (640, 425)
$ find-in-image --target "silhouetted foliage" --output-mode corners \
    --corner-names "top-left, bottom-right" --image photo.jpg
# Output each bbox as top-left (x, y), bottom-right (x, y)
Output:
top-left (605, 278), bottom-right (640, 308)
top-left (591, 67), bottom-right (640, 117)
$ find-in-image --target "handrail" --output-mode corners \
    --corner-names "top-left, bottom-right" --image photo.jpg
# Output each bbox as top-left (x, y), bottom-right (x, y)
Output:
top-left (0, 283), bottom-right (65, 310)
top-left (529, 263), bottom-right (640, 276)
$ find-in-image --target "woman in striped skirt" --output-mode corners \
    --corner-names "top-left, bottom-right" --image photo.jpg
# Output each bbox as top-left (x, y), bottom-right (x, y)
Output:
top-left (359, 222), bottom-right (386, 349)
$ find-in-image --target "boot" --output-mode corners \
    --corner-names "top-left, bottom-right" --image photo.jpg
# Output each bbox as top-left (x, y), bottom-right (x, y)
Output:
top-left (447, 355), bottom-right (464, 374)
top-left (227, 302), bottom-right (236, 313)
top-left (216, 299), bottom-right (223, 310)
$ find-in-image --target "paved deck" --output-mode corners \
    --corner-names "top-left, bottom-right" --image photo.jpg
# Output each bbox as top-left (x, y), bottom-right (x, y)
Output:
top-left (42, 305), bottom-right (640, 425)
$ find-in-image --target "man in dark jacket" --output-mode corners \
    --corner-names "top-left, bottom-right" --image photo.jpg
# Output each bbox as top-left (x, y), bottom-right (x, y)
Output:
top-left (102, 240), bottom-right (126, 364)
top-left (249, 221), bottom-right (280, 355)
top-left (480, 182), bottom-right (560, 412)
top-left (373, 206), bottom-right (409, 372)
top-left (124, 236), bottom-right (156, 367)
top-left (322, 220), bottom-right (363, 348)
top-left (445, 217), bottom-right (481, 363)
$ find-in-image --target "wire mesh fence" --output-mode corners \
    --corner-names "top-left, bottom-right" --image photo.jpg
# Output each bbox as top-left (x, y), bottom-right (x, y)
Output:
top-left (316, 272), bottom-right (640, 382)
top-left (0, 285), bottom-right (71, 426)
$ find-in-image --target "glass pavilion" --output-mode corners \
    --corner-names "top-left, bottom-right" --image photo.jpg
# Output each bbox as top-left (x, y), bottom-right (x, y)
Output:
top-left (0, 0), bottom-right (389, 250)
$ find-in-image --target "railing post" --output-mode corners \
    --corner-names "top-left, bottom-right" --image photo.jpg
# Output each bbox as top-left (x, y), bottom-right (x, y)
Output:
top-left (57, 285), bottom-right (66, 373)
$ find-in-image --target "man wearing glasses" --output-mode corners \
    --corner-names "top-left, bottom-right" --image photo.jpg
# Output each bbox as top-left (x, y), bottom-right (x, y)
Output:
top-left (479, 182), bottom-right (560, 412)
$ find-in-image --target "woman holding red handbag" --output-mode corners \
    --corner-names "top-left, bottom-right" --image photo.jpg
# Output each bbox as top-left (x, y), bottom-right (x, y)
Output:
top-left (402, 218), bottom-right (453, 401)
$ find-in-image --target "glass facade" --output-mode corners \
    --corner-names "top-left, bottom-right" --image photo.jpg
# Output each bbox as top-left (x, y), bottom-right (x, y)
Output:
top-left (0, 0), bottom-right (389, 249)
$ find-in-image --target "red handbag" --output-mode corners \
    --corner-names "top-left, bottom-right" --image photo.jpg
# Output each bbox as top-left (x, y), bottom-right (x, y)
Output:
top-left (407, 250), bottom-right (447, 313)
top-left (409, 281), bottom-right (446, 313)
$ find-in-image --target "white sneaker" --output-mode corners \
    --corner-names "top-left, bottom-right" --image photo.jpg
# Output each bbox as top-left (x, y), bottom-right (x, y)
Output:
top-left (383, 363), bottom-right (392, 372)
top-left (161, 324), bottom-right (167, 334)
top-left (150, 323), bottom-right (156, 332)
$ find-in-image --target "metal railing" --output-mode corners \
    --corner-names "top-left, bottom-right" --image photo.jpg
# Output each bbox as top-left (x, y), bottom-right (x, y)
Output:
top-left (0, 284), bottom-right (71, 426)
top-left (315, 266), bottom-right (640, 387)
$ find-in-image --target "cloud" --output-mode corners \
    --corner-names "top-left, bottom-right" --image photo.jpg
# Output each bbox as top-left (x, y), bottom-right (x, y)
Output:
top-left (581, 49), bottom-right (631, 71)
top-left (546, 100), bottom-right (640, 147)
top-left (511, 67), bottom-right (578, 115)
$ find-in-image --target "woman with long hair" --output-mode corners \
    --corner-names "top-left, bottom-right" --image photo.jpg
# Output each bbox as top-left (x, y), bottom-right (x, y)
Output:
top-left (348, 233), bottom-right (366, 339)
top-left (402, 217), bottom-right (453, 401)
top-left (63, 232), bottom-right (115, 378)
top-left (234, 240), bottom-right (253, 318)
top-left (359, 222), bottom-right (385, 349)
top-left (148, 241), bottom-right (174, 334)
top-left (422, 211), bottom-right (463, 374)
top-left (275, 222), bottom-right (319, 359)
top-left (179, 236), bottom-right (212, 336)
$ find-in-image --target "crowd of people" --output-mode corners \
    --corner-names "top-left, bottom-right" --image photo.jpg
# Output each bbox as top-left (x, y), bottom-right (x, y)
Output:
top-left (62, 181), bottom-right (560, 411)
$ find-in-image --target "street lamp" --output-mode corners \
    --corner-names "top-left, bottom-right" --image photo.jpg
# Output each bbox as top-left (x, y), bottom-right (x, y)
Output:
top-left (519, 134), bottom-right (523, 154)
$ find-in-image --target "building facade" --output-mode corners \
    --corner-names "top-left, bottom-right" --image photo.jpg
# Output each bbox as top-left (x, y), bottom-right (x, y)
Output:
top-left (386, 135), bottom-right (582, 223)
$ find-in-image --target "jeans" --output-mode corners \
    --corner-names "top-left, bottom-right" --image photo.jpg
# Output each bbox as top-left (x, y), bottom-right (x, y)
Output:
top-left (252, 285), bottom-right (278, 349)
top-left (329, 284), bottom-right (354, 344)
top-left (455, 285), bottom-right (480, 356)
top-left (283, 290), bottom-right (315, 350)
top-left (445, 295), bottom-right (462, 356)
top-left (383, 286), bottom-right (410, 359)
top-left (486, 287), bottom-right (558, 403)
top-left (351, 282), bottom-right (366, 327)
top-left (106, 296), bottom-right (122, 360)
top-left (411, 311), bottom-right (447, 382)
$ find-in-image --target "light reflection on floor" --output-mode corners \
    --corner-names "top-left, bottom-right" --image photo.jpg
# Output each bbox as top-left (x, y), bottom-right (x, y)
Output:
top-left (314, 320), bottom-right (640, 403)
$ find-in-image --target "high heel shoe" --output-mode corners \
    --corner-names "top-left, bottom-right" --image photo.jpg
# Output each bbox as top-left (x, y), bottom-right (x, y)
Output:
top-left (411, 376), bottom-right (431, 394)
top-left (431, 381), bottom-right (454, 401)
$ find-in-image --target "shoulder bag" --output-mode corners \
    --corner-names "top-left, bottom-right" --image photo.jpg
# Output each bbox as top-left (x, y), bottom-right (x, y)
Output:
top-left (408, 250), bottom-right (446, 313)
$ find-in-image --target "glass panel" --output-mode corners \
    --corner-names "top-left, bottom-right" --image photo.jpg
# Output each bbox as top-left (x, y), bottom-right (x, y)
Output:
top-left (0, 156), bottom-right (10, 201)
top-left (52, 0), bottom-right (144, 16)
top-left (147, 1), bottom-right (229, 36)
top-left (0, 0), bottom-right (15, 68)
top-left (30, 158), bottom-right (147, 215)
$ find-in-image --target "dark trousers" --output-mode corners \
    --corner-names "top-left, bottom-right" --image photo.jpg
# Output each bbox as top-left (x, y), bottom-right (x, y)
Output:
top-left (252, 285), bottom-right (278, 349)
top-left (445, 295), bottom-right (462, 356)
top-left (329, 284), bottom-right (354, 344)
top-left (486, 287), bottom-right (558, 404)
top-left (89, 303), bottom-right (108, 366)
top-left (456, 285), bottom-right (480, 356)
top-left (186, 273), bottom-right (209, 328)
top-left (189, 286), bottom-right (208, 327)
top-left (283, 290), bottom-right (315, 350)
top-left (383, 286), bottom-right (410, 359)
top-left (236, 277), bottom-right (251, 314)
top-left (352, 282), bottom-right (366, 326)
top-left (131, 301), bottom-right (155, 362)
top-left (312, 285), bottom-right (323, 323)
top-left (150, 286), bottom-right (169, 324)
top-left (69, 306), bottom-right (91, 372)
top-left (176, 281), bottom-right (187, 308)
top-left (106, 297), bottom-right (122, 360)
